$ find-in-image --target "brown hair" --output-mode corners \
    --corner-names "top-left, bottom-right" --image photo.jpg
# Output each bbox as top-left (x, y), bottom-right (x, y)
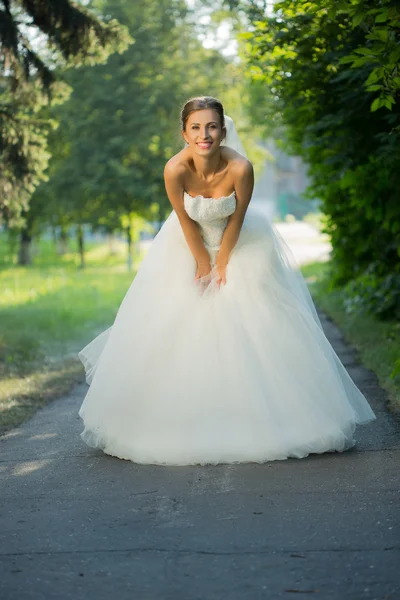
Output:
top-left (180, 96), bottom-right (226, 140)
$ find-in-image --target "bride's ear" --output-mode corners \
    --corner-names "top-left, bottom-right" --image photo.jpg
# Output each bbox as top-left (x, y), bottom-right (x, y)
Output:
top-left (221, 125), bottom-right (227, 142)
top-left (181, 129), bottom-right (188, 145)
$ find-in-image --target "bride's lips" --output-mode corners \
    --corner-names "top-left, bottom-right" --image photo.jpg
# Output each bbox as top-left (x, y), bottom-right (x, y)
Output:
top-left (197, 142), bottom-right (213, 150)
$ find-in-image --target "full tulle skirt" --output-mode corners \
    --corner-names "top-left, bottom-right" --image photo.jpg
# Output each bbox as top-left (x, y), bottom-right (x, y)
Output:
top-left (78, 206), bottom-right (376, 465)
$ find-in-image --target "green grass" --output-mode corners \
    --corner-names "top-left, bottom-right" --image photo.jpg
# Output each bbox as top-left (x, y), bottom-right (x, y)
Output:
top-left (302, 261), bottom-right (400, 414)
top-left (0, 235), bottom-right (141, 434)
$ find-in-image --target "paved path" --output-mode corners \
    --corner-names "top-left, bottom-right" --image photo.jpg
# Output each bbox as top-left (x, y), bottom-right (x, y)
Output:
top-left (274, 221), bottom-right (331, 266)
top-left (1, 310), bottom-right (399, 599)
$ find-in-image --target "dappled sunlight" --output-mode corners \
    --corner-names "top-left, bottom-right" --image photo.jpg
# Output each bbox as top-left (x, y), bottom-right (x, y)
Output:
top-left (0, 269), bottom-right (68, 307)
top-left (12, 459), bottom-right (51, 477)
top-left (0, 360), bottom-right (82, 434)
top-left (0, 429), bottom-right (23, 440)
top-left (29, 433), bottom-right (57, 441)
top-left (0, 268), bottom-right (135, 358)
top-left (85, 239), bottom-right (126, 262)
top-left (0, 268), bottom-right (120, 309)
top-left (0, 248), bottom-right (145, 309)
top-left (0, 366), bottom-right (78, 404)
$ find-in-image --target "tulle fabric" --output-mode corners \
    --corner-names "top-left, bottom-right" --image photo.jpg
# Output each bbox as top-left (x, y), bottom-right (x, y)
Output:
top-left (78, 205), bottom-right (376, 465)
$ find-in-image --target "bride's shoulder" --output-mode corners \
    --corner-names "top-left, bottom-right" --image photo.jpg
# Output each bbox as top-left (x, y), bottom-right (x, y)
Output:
top-left (164, 148), bottom-right (190, 180)
top-left (221, 146), bottom-right (253, 176)
top-left (221, 146), bottom-right (250, 166)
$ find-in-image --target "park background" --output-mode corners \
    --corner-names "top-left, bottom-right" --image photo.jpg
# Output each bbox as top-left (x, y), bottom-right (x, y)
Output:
top-left (0, 0), bottom-right (399, 434)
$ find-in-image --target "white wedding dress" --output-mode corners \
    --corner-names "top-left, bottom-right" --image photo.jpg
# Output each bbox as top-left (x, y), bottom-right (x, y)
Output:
top-left (78, 190), bottom-right (376, 465)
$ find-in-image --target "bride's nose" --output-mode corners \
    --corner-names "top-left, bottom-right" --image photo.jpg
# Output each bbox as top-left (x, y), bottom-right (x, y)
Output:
top-left (199, 126), bottom-right (211, 139)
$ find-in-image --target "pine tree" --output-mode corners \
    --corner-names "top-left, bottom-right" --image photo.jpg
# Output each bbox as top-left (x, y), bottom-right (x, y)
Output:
top-left (0, 0), bottom-right (132, 226)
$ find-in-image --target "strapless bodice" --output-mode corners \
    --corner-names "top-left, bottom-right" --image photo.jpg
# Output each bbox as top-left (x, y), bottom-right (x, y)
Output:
top-left (183, 190), bottom-right (236, 250)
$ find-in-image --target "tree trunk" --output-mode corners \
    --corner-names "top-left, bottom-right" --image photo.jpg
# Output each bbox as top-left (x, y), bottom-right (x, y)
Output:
top-left (51, 224), bottom-right (58, 249)
top-left (127, 224), bottom-right (132, 271)
top-left (57, 226), bottom-right (69, 255)
top-left (77, 224), bottom-right (85, 269)
top-left (18, 228), bottom-right (32, 266)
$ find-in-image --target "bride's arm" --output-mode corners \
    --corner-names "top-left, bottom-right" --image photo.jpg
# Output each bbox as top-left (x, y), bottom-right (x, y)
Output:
top-left (164, 161), bottom-right (211, 269)
top-left (215, 159), bottom-right (254, 273)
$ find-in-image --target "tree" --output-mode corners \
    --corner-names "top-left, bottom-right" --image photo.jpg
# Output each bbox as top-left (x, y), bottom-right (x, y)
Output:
top-left (31, 0), bottom-right (239, 268)
top-left (0, 0), bottom-right (132, 226)
top-left (240, 0), bottom-right (400, 319)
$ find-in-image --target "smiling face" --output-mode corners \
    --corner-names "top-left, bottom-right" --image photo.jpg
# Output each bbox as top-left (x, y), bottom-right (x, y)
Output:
top-left (182, 109), bottom-right (225, 156)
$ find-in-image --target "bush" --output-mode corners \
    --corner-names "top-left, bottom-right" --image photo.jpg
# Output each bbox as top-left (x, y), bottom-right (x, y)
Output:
top-left (343, 269), bottom-right (400, 321)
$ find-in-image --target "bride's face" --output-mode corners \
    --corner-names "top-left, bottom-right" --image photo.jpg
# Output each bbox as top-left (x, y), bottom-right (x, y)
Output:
top-left (183, 109), bottom-right (224, 156)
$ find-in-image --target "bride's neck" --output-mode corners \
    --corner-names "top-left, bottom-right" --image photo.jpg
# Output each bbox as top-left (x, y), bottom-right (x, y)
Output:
top-left (191, 149), bottom-right (222, 181)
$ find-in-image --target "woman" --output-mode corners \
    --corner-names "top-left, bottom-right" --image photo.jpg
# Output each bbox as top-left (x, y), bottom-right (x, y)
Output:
top-left (78, 95), bottom-right (376, 465)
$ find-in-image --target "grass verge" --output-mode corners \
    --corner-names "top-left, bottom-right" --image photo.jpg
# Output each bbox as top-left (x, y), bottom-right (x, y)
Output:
top-left (0, 358), bottom-right (83, 435)
top-left (302, 261), bottom-right (400, 414)
top-left (0, 238), bottom-right (140, 435)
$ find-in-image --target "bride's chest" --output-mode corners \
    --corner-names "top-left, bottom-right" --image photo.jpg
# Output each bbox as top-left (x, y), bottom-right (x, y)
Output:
top-left (183, 192), bottom-right (236, 223)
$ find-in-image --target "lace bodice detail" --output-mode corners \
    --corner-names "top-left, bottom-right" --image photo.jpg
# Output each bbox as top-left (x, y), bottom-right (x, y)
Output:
top-left (184, 191), bottom-right (236, 249)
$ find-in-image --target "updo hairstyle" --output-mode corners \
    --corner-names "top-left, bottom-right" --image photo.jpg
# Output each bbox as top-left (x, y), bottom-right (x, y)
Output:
top-left (180, 96), bottom-right (226, 141)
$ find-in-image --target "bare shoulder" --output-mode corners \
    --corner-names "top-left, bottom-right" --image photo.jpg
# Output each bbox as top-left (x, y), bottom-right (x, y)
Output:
top-left (164, 148), bottom-right (191, 182)
top-left (164, 149), bottom-right (192, 212)
top-left (221, 146), bottom-right (253, 176)
top-left (234, 157), bottom-right (253, 178)
top-left (221, 148), bottom-right (254, 203)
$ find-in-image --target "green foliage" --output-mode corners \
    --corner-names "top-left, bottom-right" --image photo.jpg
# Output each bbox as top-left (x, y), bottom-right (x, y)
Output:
top-left (343, 270), bottom-right (400, 321)
top-left (0, 0), bottom-right (131, 89)
top-left (338, 0), bottom-right (400, 110)
top-left (0, 0), bottom-right (132, 226)
top-left (240, 0), bottom-right (400, 320)
top-left (0, 79), bottom-right (71, 228)
top-left (30, 0), bottom-right (243, 243)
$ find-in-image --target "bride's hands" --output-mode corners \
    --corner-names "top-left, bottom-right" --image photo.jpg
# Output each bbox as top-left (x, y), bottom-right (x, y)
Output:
top-left (215, 263), bottom-right (227, 288)
top-left (194, 261), bottom-right (228, 294)
top-left (194, 261), bottom-right (212, 293)
top-left (195, 261), bottom-right (212, 280)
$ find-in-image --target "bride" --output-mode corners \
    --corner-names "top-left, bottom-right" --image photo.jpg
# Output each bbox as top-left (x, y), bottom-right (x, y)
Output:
top-left (78, 95), bottom-right (376, 465)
